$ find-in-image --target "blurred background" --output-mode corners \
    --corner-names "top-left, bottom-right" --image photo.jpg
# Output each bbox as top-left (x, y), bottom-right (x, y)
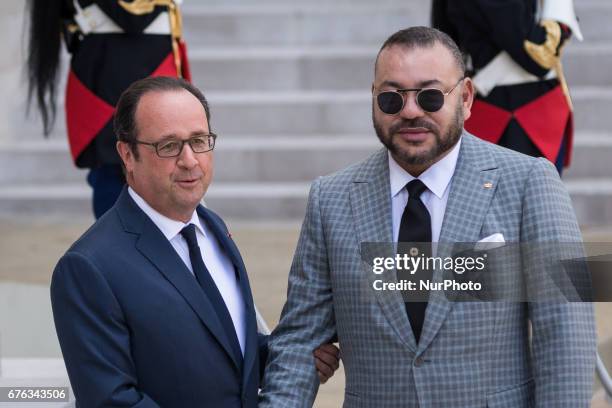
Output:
top-left (0, 0), bottom-right (611, 406)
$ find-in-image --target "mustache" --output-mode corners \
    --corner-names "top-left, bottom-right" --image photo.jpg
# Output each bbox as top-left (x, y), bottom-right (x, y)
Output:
top-left (389, 119), bottom-right (437, 134)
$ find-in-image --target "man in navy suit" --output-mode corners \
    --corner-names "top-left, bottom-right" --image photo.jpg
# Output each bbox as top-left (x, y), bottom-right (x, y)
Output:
top-left (51, 76), bottom-right (339, 407)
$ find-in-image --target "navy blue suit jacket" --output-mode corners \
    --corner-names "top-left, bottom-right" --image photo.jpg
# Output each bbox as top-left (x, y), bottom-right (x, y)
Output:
top-left (51, 189), bottom-right (267, 407)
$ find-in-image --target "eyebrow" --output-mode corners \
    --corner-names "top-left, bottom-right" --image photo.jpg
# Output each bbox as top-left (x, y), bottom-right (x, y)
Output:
top-left (417, 79), bottom-right (444, 88)
top-left (156, 131), bottom-right (210, 142)
top-left (380, 79), bottom-right (444, 89)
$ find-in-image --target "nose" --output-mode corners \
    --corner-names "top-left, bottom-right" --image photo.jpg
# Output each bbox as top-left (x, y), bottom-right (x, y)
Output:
top-left (399, 92), bottom-right (425, 120)
top-left (177, 143), bottom-right (199, 169)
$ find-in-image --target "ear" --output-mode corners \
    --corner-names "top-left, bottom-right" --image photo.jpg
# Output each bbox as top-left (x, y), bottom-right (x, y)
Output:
top-left (116, 141), bottom-right (136, 175)
top-left (461, 77), bottom-right (475, 121)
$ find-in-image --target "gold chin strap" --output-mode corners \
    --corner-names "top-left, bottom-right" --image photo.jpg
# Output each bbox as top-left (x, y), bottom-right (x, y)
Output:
top-left (524, 19), bottom-right (572, 110)
top-left (118, 0), bottom-right (184, 78)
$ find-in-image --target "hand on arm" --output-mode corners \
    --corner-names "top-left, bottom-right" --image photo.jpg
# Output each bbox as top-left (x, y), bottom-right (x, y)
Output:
top-left (313, 343), bottom-right (340, 384)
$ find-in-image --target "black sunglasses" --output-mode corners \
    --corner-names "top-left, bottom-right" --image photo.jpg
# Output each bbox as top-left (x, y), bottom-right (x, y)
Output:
top-left (375, 77), bottom-right (465, 114)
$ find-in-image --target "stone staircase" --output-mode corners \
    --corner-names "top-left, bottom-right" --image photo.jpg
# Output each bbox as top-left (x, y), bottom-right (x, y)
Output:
top-left (1, 0), bottom-right (611, 224)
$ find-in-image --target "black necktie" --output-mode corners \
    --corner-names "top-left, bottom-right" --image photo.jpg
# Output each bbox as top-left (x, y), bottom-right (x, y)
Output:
top-left (180, 224), bottom-right (243, 364)
top-left (398, 179), bottom-right (432, 343)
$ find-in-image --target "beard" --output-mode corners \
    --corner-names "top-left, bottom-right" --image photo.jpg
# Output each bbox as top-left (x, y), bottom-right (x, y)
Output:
top-left (373, 101), bottom-right (464, 167)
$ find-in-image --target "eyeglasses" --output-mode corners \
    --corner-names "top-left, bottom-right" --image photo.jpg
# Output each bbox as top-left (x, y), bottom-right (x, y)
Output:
top-left (134, 133), bottom-right (217, 158)
top-left (375, 77), bottom-right (465, 115)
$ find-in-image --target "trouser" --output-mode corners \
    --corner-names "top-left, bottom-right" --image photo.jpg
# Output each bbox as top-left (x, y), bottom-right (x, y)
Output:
top-left (86, 164), bottom-right (125, 219)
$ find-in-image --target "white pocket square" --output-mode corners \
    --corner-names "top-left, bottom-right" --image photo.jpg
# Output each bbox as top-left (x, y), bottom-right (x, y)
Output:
top-left (474, 233), bottom-right (505, 251)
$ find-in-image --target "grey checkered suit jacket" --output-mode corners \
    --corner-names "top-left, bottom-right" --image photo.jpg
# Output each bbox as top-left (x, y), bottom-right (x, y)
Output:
top-left (259, 132), bottom-right (596, 408)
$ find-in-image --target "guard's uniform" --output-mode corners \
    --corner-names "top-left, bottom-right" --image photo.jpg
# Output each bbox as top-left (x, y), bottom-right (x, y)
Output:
top-left (432, 0), bottom-right (582, 173)
top-left (65, 0), bottom-right (191, 217)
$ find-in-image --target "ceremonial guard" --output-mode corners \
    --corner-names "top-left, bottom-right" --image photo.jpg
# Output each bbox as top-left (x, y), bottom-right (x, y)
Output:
top-left (432, 0), bottom-right (582, 173)
top-left (27, 0), bottom-right (191, 217)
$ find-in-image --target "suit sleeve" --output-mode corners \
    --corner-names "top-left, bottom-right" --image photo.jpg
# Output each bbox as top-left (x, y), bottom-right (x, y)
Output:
top-left (259, 178), bottom-right (337, 408)
top-left (473, 0), bottom-right (553, 77)
top-left (51, 251), bottom-right (161, 408)
top-left (520, 158), bottom-right (597, 407)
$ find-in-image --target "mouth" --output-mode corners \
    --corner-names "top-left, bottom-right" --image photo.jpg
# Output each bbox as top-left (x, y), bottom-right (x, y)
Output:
top-left (175, 177), bottom-right (201, 188)
top-left (395, 127), bottom-right (432, 143)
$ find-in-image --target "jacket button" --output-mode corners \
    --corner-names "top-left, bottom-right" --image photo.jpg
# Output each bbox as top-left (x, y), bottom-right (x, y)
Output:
top-left (414, 356), bottom-right (425, 367)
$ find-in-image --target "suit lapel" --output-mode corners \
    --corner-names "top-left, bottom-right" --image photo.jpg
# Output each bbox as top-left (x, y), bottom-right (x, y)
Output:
top-left (198, 207), bottom-right (259, 386)
top-left (350, 148), bottom-right (418, 351)
top-left (116, 190), bottom-right (242, 372)
top-left (417, 133), bottom-right (500, 353)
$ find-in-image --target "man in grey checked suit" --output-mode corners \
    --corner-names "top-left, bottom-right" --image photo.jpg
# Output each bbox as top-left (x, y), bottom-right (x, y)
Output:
top-left (259, 27), bottom-right (597, 407)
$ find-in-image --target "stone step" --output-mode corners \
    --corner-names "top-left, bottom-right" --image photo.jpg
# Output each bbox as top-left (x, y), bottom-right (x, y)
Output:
top-left (565, 134), bottom-right (612, 179)
top-left (189, 46), bottom-right (377, 92)
top-left (182, 4), bottom-right (428, 47)
top-left (564, 43), bottom-right (612, 87)
top-left (0, 180), bottom-right (610, 226)
top-left (2, 133), bottom-right (610, 185)
top-left (187, 43), bottom-right (612, 91)
top-left (0, 142), bottom-right (87, 186)
top-left (181, 1), bottom-right (612, 46)
top-left (575, 0), bottom-right (612, 42)
top-left (565, 179), bottom-right (612, 226)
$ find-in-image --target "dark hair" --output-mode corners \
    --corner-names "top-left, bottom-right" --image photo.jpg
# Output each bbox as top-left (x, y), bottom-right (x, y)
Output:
top-left (376, 26), bottom-right (465, 76)
top-left (113, 76), bottom-right (211, 159)
top-left (26, 0), bottom-right (73, 136)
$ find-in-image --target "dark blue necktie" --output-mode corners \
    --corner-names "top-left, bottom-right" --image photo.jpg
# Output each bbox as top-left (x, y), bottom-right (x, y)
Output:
top-left (398, 179), bottom-right (432, 343)
top-left (180, 224), bottom-right (243, 365)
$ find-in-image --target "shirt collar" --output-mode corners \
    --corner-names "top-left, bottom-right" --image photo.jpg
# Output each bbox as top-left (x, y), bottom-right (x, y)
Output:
top-left (128, 187), bottom-right (206, 240)
top-left (388, 136), bottom-right (462, 199)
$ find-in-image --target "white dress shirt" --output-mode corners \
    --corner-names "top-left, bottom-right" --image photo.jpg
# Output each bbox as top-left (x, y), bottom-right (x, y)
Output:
top-left (128, 187), bottom-right (246, 354)
top-left (389, 137), bottom-right (462, 243)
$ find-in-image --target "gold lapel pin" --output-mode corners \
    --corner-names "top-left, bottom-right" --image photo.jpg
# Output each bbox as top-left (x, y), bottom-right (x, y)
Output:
top-left (483, 182), bottom-right (493, 189)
